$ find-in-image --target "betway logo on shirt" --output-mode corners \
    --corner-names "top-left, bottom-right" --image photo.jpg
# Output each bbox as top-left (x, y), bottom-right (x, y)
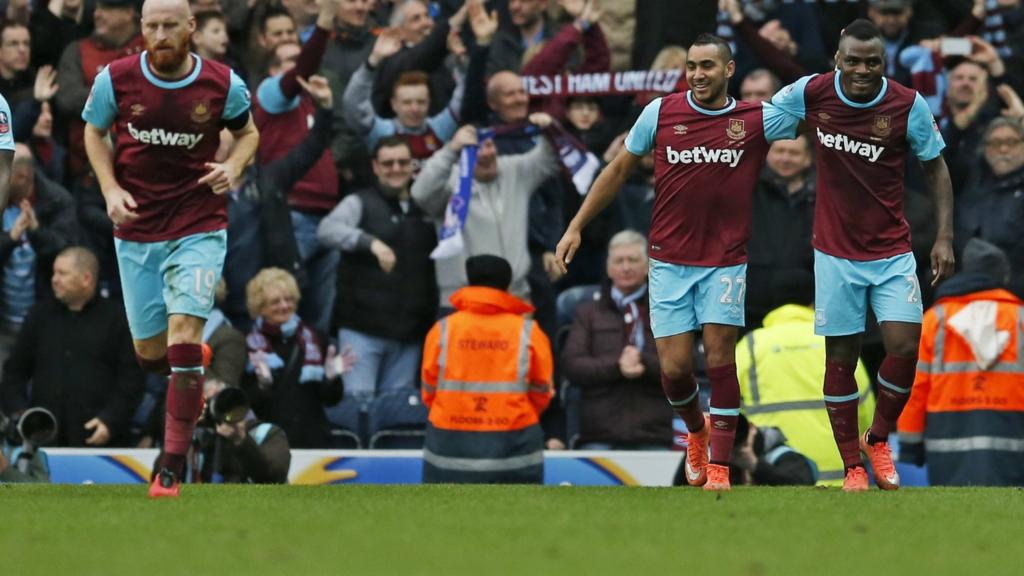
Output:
top-left (127, 122), bottom-right (203, 150)
top-left (816, 127), bottom-right (884, 162)
top-left (665, 146), bottom-right (745, 168)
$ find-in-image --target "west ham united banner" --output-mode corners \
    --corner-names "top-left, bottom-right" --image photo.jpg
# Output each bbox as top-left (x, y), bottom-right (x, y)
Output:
top-left (521, 69), bottom-right (685, 97)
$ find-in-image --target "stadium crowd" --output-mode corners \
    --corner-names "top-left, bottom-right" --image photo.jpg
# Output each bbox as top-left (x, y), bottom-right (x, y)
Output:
top-left (0, 0), bottom-right (1023, 486)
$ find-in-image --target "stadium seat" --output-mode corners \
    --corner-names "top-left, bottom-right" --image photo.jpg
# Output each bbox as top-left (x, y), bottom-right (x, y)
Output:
top-left (325, 399), bottom-right (364, 449)
top-left (555, 284), bottom-right (600, 329)
top-left (367, 390), bottom-right (429, 449)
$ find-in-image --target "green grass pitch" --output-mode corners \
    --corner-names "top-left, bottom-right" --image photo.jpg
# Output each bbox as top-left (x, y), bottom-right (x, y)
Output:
top-left (1, 484), bottom-right (1020, 575)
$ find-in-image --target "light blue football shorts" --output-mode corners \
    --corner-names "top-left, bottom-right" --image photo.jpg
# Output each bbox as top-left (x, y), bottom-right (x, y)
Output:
top-left (648, 258), bottom-right (746, 338)
top-left (813, 249), bottom-right (923, 336)
top-left (115, 230), bottom-right (227, 340)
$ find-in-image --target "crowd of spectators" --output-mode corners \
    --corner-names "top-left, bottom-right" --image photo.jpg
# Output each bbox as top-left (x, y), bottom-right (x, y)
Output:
top-left (0, 0), bottom-right (1022, 486)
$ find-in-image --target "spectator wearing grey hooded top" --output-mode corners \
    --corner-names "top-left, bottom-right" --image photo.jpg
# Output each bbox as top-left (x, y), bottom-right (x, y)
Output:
top-left (411, 115), bottom-right (561, 309)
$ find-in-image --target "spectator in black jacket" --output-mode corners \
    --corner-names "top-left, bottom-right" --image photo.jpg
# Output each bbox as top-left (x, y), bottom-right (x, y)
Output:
top-left (317, 136), bottom-right (437, 404)
top-left (956, 117), bottom-right (1024, 298)
top-left (745, 135), bottom-right (815, 330)
top-left (0, 144), bottom-right (77, 372)
top-left (0, 246), bottom-right (144, 447)
top-left (242, 267), bottom-right (351, 448)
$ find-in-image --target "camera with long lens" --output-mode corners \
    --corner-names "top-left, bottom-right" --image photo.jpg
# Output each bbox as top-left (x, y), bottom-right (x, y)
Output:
top-left (201, 386), bottom-right (250, 427)
top-left (1, 407), bottom-right (58, 474)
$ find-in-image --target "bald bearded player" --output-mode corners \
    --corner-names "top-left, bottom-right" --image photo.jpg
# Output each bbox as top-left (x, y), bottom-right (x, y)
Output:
top-left (82, 0), bottom-right (259, 498)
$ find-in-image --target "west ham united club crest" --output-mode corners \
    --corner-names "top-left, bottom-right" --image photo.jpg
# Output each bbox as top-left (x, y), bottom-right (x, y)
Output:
top-left (190, 100), bottom-right (212, 124)
top-left (872, 115), bottom-right (892, 138)
top-left (726, 118), bottom-right (746, 141)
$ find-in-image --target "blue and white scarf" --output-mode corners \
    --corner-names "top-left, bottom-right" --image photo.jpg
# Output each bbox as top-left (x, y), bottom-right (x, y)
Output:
top-left (430, 122), bottom-right (600, 260)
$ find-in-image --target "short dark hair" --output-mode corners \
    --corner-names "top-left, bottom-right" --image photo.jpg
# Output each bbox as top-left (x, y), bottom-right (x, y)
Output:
top-left (194, 10), bottom-right (225, 33)
top-left (373, 135), bottom-right (412, 159)
top-left (840, 19), bottom-right (883, 44)
top-left (260, 7), bottom-right (294, 34)
top-left (690, 33), bottom-right (733, 63)
top-left (58, 246), bottom-right (100, 281)
top-left (0, 20), bottom-right (28, 43)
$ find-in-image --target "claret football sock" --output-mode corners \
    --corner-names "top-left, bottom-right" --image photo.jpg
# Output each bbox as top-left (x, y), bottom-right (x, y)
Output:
top-left (661, 372), bottom-right (705, 433)
top-left (706, 363), bottom-right (740, 466)
top-left (160, 344), bottom-right (205, 475)
top-left (824, 359), bottom-right (862, 468)
top-left (868, 355), bottom-right (916, 444)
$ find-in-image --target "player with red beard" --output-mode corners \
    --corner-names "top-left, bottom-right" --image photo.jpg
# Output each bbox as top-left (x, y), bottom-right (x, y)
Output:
top-left (81, 0), bottom-right (259, 498)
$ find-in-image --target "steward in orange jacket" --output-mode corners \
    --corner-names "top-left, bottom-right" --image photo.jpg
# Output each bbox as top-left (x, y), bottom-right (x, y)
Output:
top-left (898, 239), bottom-right (1024, 486)
top-left (421, 256), bottom-right (554, 483)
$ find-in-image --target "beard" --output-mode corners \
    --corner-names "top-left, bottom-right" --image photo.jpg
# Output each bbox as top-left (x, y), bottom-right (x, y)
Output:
top-left (145, 34), bottom-right (192, 75)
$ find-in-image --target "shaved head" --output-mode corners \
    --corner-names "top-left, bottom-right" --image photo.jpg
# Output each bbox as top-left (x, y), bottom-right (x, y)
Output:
top-left (142, 0), bottom-right (192, 19)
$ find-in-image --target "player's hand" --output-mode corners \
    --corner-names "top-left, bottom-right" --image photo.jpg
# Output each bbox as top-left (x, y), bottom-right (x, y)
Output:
top-left (33, 65), bottom-right (59, 102)
top-left (368, 28), bottom-right (403, 67)
top-left (297, 75), bottom-right (333, 109)
top-left (542, 251), bottom-right (564, 283)
top-left (467, 0), bottom-right (499, 46)
top-left (84, 418), bottom-right (111, 446)
top-left (449, 124), bottom-right (478, 152)
top-left (554, 227), bottom-right (582, 275)
top-left (104, 186), bottom-right (139, 226)
top-left (930, 237), bottom-right (955, 286)
top-left (529, 112), bottom-right (554, 129)
top-left (370, 238), bottom-right (397, 273)
top-left (199, 162), bottom-right (238, 195)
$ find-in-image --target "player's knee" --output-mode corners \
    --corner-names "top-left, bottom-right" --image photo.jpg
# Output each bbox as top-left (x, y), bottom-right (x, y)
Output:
top-left (134, 338), bottom-right (167, 364)
top-left (661, 360), bottom-right (694, 381)
top-left (887, 339), bottom-right (919, 360)
top-left (167, 314), bottom-right (205, 345)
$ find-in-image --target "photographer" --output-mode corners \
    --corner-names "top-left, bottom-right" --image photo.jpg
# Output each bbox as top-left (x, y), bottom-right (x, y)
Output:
top-left (0, 407), bottom-right (54, 483)
top-left (192, 379), bottom-right (290, 485)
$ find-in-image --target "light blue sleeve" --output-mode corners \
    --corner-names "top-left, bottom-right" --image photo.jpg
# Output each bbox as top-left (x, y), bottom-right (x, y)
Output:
top-left (768, 74), bottom-right (816, 138)
top-left (761, 101), bottom-right (802, 142)
top-left (223, 70), bottom-right (252, 121)
top-left (81, 66), bottom-right (118, 130)
top-left (428, 109), bottom-right (458, 143)
top-left (0, 94), bottom-right (13, 151)
top-left (906, 92), bottom-right (945, 161)
top-left (624, 97), bottom-right (662, 156)
top-left (256, 75), bottom-right (301, 115)
top-left (365, 119), bottom-right (397, 151)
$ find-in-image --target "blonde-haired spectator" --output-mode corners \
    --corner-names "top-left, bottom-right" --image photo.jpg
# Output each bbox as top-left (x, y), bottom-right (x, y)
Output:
top-left (242, 267), bottom-right (354, 448)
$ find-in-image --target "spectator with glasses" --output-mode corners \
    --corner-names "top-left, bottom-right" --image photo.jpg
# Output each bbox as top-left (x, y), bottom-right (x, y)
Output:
top-left (956, 117), bottom-right (1024, 297)
top-left (318, 136), bottom-right (437, 404)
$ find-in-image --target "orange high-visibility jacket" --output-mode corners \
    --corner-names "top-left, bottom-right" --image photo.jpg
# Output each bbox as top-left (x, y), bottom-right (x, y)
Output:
top-left (421, 286), bottom-right (554, 432)
top-left (899, 288), bottom-right (1024, 440)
